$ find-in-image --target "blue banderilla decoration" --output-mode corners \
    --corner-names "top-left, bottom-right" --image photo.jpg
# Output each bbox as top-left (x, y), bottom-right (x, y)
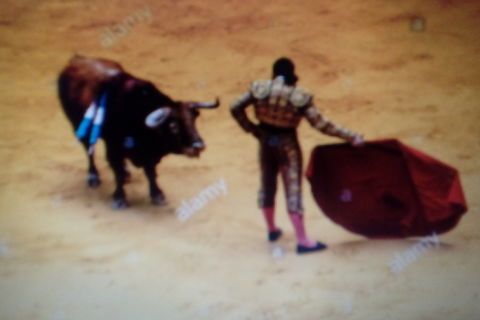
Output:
top-left (76, 92), bottom-right (108, 154)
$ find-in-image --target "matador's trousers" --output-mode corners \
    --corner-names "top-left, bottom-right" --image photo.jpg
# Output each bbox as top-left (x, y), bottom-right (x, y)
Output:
top-left (257, 125), bottom-right (303, 214)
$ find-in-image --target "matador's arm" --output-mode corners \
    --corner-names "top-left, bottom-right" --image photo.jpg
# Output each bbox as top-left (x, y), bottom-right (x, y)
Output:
top-left (230, 91), bottom-right (258, 134)
top-left (304, 102), bottom-right (362, 144)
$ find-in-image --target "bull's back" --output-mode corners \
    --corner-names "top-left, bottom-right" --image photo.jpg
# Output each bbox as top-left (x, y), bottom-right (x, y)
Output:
top-left (58, 55), bottom-right (124, 127)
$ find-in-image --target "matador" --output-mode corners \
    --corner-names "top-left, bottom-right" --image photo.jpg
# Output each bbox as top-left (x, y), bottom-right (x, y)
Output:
top-left (230, 57), bottom-right (363, 254)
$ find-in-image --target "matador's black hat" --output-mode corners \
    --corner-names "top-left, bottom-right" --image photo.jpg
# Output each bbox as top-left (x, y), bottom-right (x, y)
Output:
top-left (272, 57), bottom-right (298, 85)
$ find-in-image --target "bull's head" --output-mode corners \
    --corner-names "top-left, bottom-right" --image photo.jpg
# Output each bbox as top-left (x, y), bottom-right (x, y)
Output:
top-left (145, 98), bottom-right (220, 157)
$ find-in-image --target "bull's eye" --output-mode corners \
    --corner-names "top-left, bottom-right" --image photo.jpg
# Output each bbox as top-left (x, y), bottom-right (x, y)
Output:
top-left (169, 121), bottom-right (180, 134)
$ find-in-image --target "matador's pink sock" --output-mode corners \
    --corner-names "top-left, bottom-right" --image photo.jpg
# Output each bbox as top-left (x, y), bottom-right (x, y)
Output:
top-left (262, 207), bottom-right (277, 232)
top-left (262, 207), bottom-right (282, 242)
top-left (289, 212), bottom-right (317, 248)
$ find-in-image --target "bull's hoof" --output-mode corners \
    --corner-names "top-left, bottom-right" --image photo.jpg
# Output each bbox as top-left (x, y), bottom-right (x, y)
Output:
top-left (87, 173), bottom-right (101, 188)
top-left (112, 198), bottom-right (129, 210)
top-left (151, 194), bottom-right (167, 206)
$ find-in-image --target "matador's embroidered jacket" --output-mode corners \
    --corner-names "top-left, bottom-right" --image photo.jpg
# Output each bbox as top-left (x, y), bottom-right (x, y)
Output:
top-left (230, 76), bottom-right (357, 141)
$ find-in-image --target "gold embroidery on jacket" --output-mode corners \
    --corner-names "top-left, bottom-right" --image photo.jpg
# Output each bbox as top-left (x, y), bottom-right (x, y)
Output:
top-left (251, 77), bottom-right (308, 128)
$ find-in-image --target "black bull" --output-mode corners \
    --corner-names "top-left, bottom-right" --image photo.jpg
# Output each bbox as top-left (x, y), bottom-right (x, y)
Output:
top-left (58, 56), bottom-right (219, 209)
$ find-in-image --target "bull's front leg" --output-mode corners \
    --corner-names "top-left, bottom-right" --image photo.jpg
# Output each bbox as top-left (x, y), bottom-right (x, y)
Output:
top-left (106, 144), bottom-right (129, 209)
top-left (80, 140), bottom-right (101, 187)
top-left (86, 152), bottom-right (101, 187)
top-left (143, 164), bottom-right (166, 206)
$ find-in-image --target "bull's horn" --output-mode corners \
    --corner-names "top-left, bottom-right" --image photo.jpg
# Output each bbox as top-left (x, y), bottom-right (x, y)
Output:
top-left (145, 107), bottom-right (171, 128)
top-left (191, 97), bottom-right (220, 109)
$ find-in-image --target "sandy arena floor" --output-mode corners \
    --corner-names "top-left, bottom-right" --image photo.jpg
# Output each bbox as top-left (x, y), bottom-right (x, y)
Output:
top-left (1, 0), bottom-right (479, 319)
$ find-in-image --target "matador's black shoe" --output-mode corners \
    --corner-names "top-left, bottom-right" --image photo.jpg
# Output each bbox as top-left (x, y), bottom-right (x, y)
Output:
top-left (297, 241), bottom-right (327, 254)
top-left (268, 229), bottom-right (283, 242)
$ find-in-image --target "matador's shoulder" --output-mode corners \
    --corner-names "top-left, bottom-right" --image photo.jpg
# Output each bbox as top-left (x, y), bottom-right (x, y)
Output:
top-left (289, 86), bottom-right (313, 107)
top-left (250, 79), bottom-right (272, 99)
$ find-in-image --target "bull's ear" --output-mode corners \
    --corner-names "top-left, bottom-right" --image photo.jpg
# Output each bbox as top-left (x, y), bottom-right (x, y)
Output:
top-left (145, 107), bottom-right (171, 128)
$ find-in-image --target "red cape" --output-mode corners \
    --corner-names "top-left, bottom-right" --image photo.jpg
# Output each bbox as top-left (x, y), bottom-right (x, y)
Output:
top-left (306, 139), bottom-right (467, 238)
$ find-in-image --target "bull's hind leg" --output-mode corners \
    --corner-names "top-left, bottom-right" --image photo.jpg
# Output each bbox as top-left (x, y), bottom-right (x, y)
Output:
top-left (144, 165), bottom-right (166, 206)
top-left (81, 141), bottom-right (101, 187)
top-left (123, 163), bottom-right (132, 183)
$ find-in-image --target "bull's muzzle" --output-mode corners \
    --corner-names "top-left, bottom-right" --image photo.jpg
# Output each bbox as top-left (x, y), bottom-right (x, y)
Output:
top-left (192, 141), bottom-right (205, 150)
top-left (184, 140), bottom-right (205, 158)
